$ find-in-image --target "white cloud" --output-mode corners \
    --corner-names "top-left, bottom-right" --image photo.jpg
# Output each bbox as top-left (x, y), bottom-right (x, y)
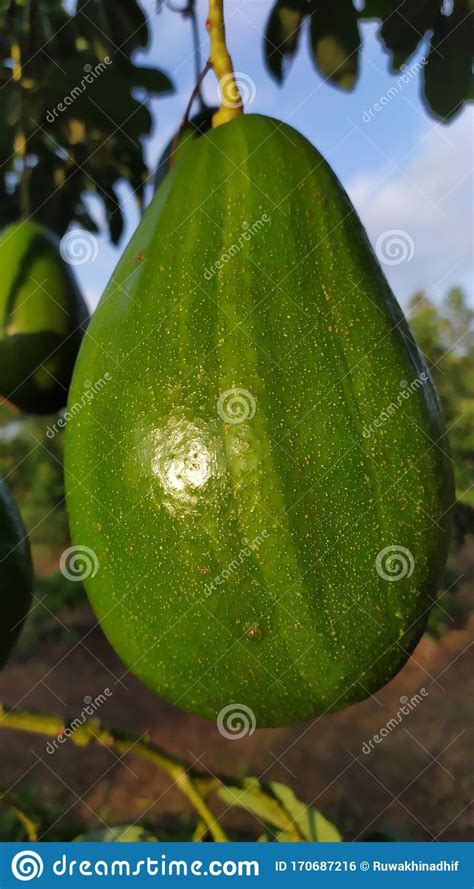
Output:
top-left (347, 112), bottom-right (473, 305)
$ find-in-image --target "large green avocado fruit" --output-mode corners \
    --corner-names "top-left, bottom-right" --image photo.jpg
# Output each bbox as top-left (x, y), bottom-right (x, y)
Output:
top-left (0, 481), bottom-right (33, 668)
top-left (154, 106), bottom-right (216, 191)
top-left (0, 222), bottom-right (89, 415)
top-left (65, 114), bottom-right (454, 727)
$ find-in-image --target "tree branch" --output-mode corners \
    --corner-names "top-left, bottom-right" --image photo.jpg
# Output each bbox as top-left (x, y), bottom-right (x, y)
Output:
top-left (0, 703), bottom-right (227, 842)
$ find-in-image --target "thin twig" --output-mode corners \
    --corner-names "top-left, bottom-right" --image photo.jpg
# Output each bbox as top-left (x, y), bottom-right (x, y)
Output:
top-left (169, 60), bottom-right (212, 166)
top-left (0, 704), bottom-right (227, 842)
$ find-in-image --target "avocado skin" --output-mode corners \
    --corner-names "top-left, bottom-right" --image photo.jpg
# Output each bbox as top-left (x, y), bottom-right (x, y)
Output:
top-left (154, 107), bottom-right (217, 191)
top-left (65, 114), bottom-right (454, 727)
top-left (0, 481), bottom-right (33, 668)
top-left (0, 222), bottom-right (89, 414)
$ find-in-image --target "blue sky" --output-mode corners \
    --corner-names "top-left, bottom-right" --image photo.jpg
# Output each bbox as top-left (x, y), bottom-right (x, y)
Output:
top-left (77, 0), bottom-right (473, 311)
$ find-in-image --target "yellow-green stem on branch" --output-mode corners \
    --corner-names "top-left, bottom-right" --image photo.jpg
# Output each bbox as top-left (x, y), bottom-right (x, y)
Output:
top-left (0, 704), bottom-right (227, 842)
top-left (206, 0), bottom-right (243, 127)
top-left (0, 704), bottom-right (307, 841)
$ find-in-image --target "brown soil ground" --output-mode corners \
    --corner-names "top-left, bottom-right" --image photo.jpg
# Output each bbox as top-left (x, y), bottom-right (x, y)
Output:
top-left (1, 590), bottom-right (472, 843)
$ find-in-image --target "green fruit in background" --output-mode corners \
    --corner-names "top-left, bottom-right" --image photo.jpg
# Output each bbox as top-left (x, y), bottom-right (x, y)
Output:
top-left (154, 107), bottom-right (217, 191)
top-left (0, 480), bottom-right (33, 668)
top-left (0, 222), bottom-right (89, 415)
top-left (65, 114), bottom-right (453, 727)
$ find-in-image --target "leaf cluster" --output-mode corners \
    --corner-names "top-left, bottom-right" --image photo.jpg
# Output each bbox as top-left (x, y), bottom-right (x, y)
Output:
top-left (264, 0), bottom-right (473, 120)
top-left (0, 0), bottom-right (173, 241)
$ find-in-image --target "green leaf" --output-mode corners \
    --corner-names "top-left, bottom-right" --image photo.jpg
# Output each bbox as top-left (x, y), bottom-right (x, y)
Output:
top-left (264, 1), bottom-right (306, 82)
top-left (309, 0), bottom-right (360, 90)
top-left (359, 1), bottom-right (397, 19)
top-left (75, 0), bottom-right (149, 59)
top-left (101, 184), bottom-right (124, 244)
top-left (41, 60), bottom-right (152, 136)
top-left (73, 825), bottom-right (158, 842)
top-left (423, 5), bottom-right (473, 121)
top-left (269, 783), bottom-right (342, 841)
top-left (219, 781), bottom-right (294, 834)
top-left (218, 779), bottom-right (341, 841)
top-left (379, 0), bottom-right (442, 70)
top-left (103, 0), bottom-right (149, 54)
top-left (127, 65), bottom-right (174, 94)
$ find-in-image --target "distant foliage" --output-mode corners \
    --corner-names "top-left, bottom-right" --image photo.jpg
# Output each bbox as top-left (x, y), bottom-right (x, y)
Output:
top-left (409, 287), bottom-right (474, 637)
top-left (264, 1), bottom-right (473, 120)
top-left (1, 1), bottom-right (471, 245)
top-left (0, 408), bottom-right (68, 560)
top-left (409, 287), bottom-right (474, 510)
top-left (0, 0), bottom-right (173, 241)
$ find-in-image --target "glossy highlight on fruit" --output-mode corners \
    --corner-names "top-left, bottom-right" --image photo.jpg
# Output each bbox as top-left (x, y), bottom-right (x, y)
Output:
top-left (65, 114), bottom-right (453, 727)
top-left (0, 222), bottom-right (89, 414)
top-left (0, 481), bottom-right (33, 668)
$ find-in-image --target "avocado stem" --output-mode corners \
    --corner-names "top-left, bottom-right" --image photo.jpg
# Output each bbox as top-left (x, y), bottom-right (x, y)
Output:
top-left (206, 0), bottom-right (243, 126)
top-left (0, 703), bottom-right (228, 842)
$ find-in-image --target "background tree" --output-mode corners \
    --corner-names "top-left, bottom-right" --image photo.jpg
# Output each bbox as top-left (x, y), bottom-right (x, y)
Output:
top-left (1, 0), bottom-right (472, 242)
